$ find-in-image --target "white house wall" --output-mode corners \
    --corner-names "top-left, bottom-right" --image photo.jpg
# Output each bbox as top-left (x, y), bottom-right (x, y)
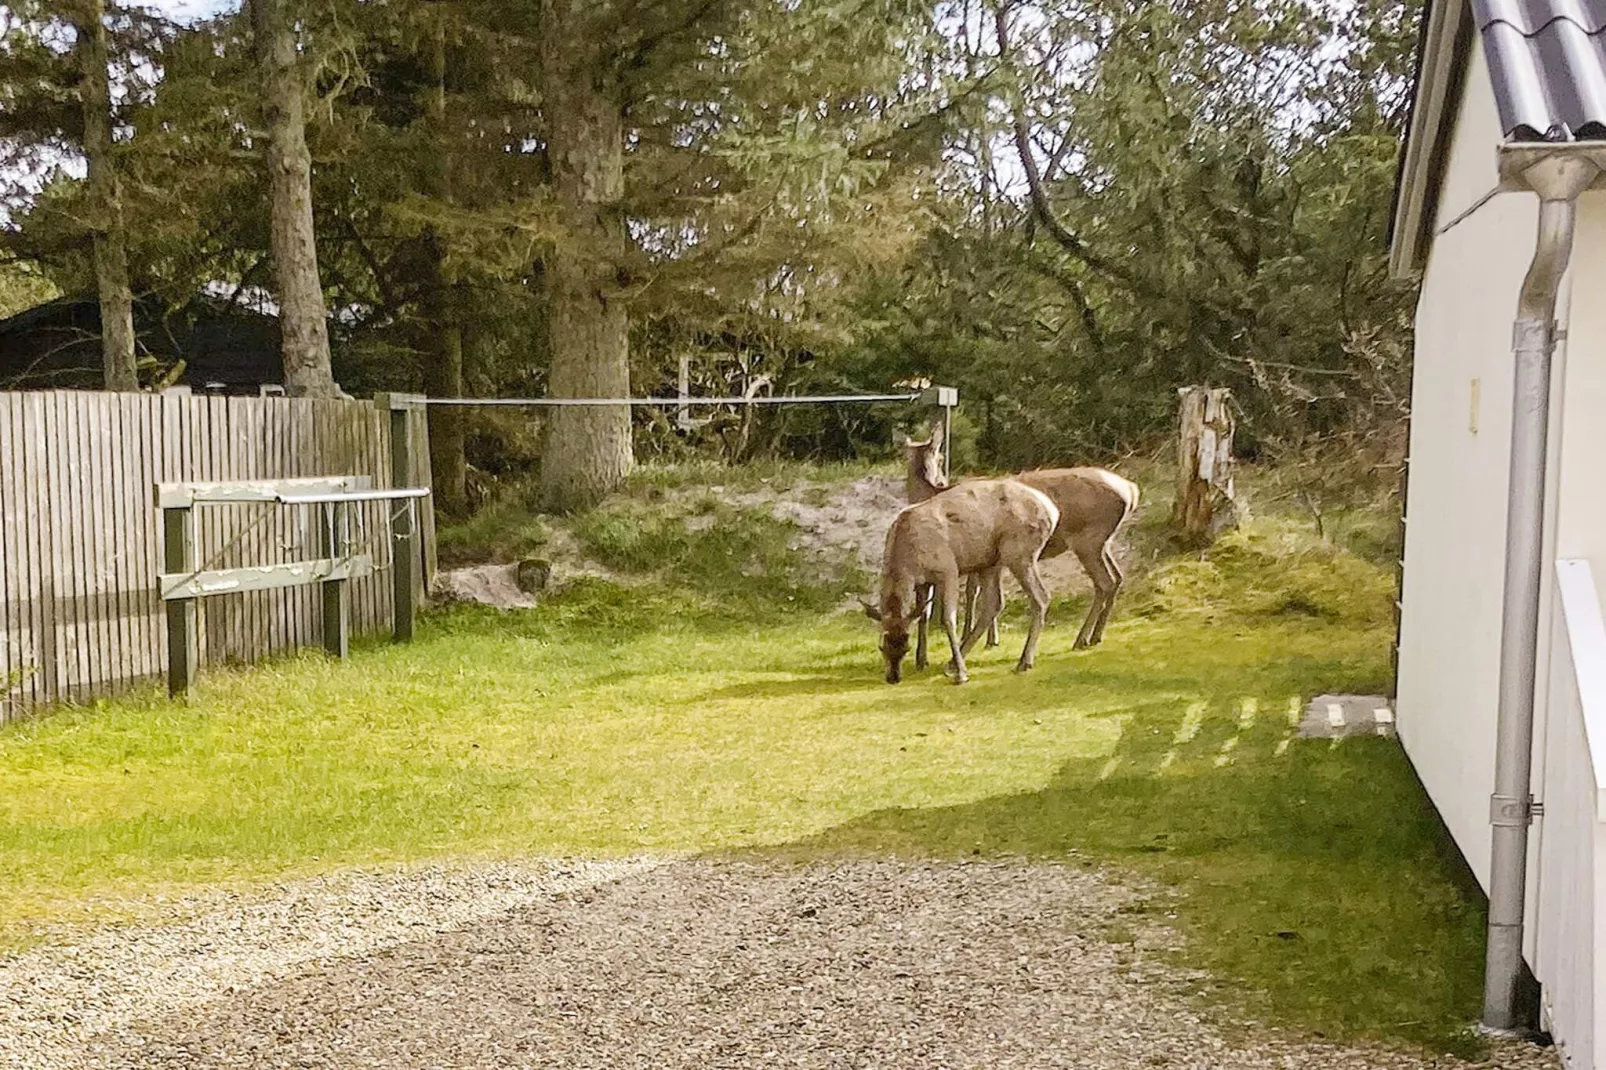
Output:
top-left (1543, 191), bottom-right (1606, 1060)
top-left (1552, 193), bottom-right (1606, 587)
top-left (1396, 34), bottom-right (1541, 894)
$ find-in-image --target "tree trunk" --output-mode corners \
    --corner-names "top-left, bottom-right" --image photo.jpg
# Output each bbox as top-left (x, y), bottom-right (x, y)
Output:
top-left (74, 0), bottom-right (137, 392)
top-left (1172, 385), bottom-right (1239, 547)
top-left (250, 0), bottom-right (339, 398)
top-left (423, 17), bottom-right (467, 517)
top-left (536, 0), bottom-right (632, 512)
top-left (423, 263), bottom-right (466, 515)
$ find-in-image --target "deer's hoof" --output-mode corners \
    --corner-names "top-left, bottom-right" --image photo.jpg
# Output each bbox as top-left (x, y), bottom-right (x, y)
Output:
top-left (1014, 661), bottom-right (1034, 674)
top-left (950, 672), bottom-right (969, 685)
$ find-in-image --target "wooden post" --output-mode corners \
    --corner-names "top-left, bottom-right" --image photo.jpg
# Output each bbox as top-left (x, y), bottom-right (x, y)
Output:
top-left (376, 393), bottom-right (425, 643)
top-left (163, 504), bottom-right (197, 696)
top-left (677, 353), bottom-right (693, 432)
top-left (918, 385), bottom-right (959, 480)
top-left (1172, 386), bottom-right (1239, 546)
top-left (319, 501), bottom-right (349, 658)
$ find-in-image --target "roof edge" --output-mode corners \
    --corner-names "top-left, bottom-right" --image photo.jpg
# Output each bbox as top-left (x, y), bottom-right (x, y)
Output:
top-left (1389, 0), bottom-right (1476, 280)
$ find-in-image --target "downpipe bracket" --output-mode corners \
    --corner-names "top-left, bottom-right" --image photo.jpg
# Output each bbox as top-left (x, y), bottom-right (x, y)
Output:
top-left (1489, 793), bottom-right (1540, 826)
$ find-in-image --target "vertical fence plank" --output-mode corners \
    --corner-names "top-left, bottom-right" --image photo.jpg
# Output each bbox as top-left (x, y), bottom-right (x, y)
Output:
top-left (104, 393), bottom-right (130, 692)
top-left (165, 502), bottom-right (197, 697)
top-left (158, 391), bottom-right (184, 686)
top-left (267, 398), bottom-right (291, 657)
top-left (220, 397), bottom-right (245, 664)
top-left (85, 392), bottom-right (116, 693)
top-left (54, 391), bottom-right (85, 701)
top-left (411, 406), bottom-right (436, 593)
top-left (69, 389), bottom-right (96, 700)
top-left (129, 394), bottom-right (159, 686)
top-left (234, 397), bottom-right (257, 663)
top-left (186, 394), bottom-right (207, 666)
top-left (240, 397), bottom-right (266, 663)
top-left (10, 390), bottom-right (40, 712)
top-left (24, 394), bottom-right (55, 706)
top-left (363, 408), bottom-right (384, 633)
top-left (197, 394), bottom-right (219, 666)
top-left (345, 405), bottom-right (374, 634)
top-left (0, 395), bottom-right (16, 719)
top-left (10, 394), bottom-right (37, 710)
top-left (296, 400), bottom-right (316, 650)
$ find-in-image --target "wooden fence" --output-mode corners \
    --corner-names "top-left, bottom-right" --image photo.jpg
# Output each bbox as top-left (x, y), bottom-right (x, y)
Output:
top-left (0, 390), bottom-right (434, 720)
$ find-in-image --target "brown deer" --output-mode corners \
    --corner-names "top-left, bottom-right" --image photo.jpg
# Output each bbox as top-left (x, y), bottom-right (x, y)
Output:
top-left (863, 478), bottom-right (1059, 684)
top-left (906, 421), bottom-right (1139, 651)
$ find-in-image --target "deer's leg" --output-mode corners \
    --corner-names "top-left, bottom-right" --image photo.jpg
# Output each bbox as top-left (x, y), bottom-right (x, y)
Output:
top-left (1071, 540), bottom-right (1117, 650)
top-left (958, 568), bottom-right (1002, 656)
top-left (1088, 545), bottom-right (1124, 646)
top-left (1009, 561), bottom-right (1052, 672)
top-left (962, 574), bottom-right (975, 641)
top-left (986, 570), bottom-right (1002, 647)
top-left (937, 573), bottom-right (968, 684)
top-left (914, 583), bottom-right (932, 670)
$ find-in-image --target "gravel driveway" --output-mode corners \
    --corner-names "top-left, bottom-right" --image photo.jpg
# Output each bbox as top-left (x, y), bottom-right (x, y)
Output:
top-left (2, 858), bottom-right (1559, 1070)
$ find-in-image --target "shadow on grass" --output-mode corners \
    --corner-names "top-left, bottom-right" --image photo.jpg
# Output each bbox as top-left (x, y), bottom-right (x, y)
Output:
top-left (743, 684), bottom-right (1487, 1057)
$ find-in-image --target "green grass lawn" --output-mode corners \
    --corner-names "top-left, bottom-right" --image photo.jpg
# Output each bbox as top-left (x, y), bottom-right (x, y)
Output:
top-left (0, 475), bottom-right (1482, 1055)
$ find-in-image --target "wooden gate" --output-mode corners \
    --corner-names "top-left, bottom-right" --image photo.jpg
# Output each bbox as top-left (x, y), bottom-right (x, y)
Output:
top-left (0, 390), bottom-right (434, 720)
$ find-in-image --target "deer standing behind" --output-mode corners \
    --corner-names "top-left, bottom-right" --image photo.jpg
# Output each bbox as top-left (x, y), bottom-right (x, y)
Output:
top-left (905, 421), bottom-right (1140, 653)
top-left (864, 478), bottom-right (1059, 684)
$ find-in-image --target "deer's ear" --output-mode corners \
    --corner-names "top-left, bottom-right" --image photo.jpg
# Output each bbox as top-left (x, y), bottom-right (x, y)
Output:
top-left (859, 598), bottom-right (883, 621)
top-left (929, 419), bottom-right (945, 450)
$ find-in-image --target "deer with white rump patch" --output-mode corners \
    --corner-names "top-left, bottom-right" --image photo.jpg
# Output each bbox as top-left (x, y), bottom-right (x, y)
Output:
top-left (905, 420), bottom-right (1140, 653)
top-left (863, 478), bottom-right (1059, 684)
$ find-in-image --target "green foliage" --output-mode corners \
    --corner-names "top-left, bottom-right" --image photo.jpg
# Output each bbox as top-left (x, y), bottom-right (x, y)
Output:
top-left (0, 0), bottom-right (1421, 499)
top-left (0, 261), bottom-right (57, 318)
top-left (830, 0), bottom-right (1420, 467)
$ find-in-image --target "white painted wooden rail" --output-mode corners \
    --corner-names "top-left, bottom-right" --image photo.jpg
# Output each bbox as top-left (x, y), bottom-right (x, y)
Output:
top-left (1534, 559), bottom-right (1606, 1067)
top-left (1558, 559), bottom-right (1606, 821)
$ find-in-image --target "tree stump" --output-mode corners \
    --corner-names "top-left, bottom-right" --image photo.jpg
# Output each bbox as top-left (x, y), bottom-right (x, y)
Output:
top-left (1172, 386), bottom-right (1240, 546)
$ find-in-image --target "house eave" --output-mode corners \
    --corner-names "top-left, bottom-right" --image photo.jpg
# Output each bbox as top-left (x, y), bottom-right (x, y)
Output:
top-left (1389, 0), bottom-right (1476, 281)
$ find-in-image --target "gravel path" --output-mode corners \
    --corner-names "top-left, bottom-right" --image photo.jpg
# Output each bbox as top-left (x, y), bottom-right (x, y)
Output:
top-left (0, 859), bottom-right (663, 1070)
top-left (3, 858), bottom-right (1559, 1070)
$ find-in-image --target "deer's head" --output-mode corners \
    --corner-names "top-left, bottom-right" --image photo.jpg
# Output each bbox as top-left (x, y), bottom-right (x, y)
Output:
top-left (861, 593), bottom-right (926, 684)
top-left (904, 419), bottom-right (947, 503)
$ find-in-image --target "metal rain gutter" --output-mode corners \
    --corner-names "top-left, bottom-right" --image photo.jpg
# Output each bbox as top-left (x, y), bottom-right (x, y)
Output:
top-left (1483, 144), bottom-right (1604, 1035)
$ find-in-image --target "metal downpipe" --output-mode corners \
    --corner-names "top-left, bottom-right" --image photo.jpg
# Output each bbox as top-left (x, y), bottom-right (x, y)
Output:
top-left (1482, 156), bottom-right (1598, 1034)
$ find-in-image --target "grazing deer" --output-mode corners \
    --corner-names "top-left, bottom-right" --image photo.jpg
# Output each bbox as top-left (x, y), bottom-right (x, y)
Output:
top-left (863, 478), bottom-right (1059, 685)
top-left (906, 421), bottom-right (1140, 651)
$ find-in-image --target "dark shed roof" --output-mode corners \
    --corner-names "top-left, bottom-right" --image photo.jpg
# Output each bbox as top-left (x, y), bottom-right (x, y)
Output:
top-left (1478, 0), bottom-right (1606, 141)
top-left (0, 295), bottom-right (283, 392)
